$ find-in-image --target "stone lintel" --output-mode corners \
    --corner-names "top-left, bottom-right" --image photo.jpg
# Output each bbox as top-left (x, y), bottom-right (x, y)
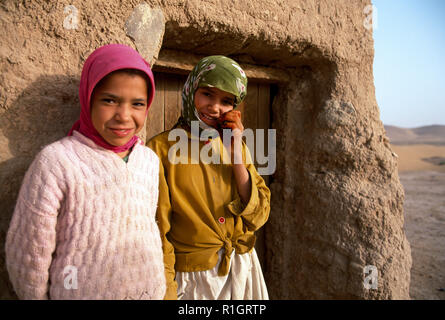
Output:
top-left (153, 49), bottom-right (290, 83)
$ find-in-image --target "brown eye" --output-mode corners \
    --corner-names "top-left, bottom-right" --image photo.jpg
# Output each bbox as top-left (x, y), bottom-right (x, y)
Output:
top-left (102, 98), bottom-right (115, 104)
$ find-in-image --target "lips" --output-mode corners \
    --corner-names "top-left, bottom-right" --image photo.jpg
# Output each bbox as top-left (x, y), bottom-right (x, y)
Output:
top-left (199, 112), bottom-right (218, 121)
top-left (109, 128), bottom-right (133, 137)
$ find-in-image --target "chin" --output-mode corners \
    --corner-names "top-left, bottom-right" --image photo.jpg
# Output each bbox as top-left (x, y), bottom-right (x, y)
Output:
top-left (206, 123), bottom-right (218, 129)
top-left (106, 138), bottom-right (132, 147)
top-left (200, 119), bottom-right (217, 128)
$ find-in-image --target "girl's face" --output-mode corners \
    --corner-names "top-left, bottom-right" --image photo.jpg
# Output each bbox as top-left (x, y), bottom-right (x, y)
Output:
top-left (194, 87), bottom-right (235, 128)
top-left (90, 72), bottom-right (148, 148)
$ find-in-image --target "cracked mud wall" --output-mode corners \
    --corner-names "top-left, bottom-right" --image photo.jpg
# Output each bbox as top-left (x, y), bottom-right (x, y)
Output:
top-left (0, 0), bottom-right (411, 299)
top-left (267, 55), bottom-right (411, 299)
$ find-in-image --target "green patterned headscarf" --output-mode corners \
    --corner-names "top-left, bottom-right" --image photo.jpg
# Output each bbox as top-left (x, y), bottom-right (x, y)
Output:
top-left (180, 55), bottom-right (248, 130)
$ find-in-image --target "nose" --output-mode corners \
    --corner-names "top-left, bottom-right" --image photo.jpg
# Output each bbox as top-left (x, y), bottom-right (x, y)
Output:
top-left (114, 103), bottom-right (132, 122)
top-left (206, 99), bottom-right (223, 117)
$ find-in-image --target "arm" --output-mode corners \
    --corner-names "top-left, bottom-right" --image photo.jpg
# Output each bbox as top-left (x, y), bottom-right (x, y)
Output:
top-left (220, 110), bottom-right (251, 205)
top-left (5, 152), bottom-right (62, 299)
top-left (147, 139), bottom-right (178, 300)
top-left (221, 110), bottom-right (271, 230)
top-left (232, 162), bottom-right (252, 206)
top-left (227, 144), bottom-right (271, 231)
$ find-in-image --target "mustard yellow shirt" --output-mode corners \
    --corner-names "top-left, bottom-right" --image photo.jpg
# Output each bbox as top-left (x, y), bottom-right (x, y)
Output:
top-left (147, 124), bottom-right (271, 300)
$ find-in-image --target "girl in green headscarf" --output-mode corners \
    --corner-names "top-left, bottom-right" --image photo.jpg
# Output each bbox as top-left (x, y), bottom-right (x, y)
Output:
top-left (147, 56), bottom-right (270, 300)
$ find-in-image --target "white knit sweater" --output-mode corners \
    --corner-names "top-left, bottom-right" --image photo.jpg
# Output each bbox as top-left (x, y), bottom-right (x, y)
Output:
top-left (5, 131), bottom-right (166, 299)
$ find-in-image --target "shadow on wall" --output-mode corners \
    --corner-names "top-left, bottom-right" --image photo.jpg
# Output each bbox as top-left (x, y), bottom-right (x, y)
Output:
top-left (0, 75), bottom-right (80, 299)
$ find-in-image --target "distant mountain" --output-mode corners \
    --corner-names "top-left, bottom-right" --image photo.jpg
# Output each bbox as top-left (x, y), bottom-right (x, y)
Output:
top-left (384, 125), bottom-right (445, 145)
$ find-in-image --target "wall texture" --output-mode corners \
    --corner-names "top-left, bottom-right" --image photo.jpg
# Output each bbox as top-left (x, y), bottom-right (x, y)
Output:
top-left (0, 0), bottom-right (411, 299)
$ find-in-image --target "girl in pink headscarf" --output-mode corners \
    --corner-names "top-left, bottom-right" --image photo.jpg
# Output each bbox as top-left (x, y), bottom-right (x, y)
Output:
top-left (5, 44), bottom-right (166, 300)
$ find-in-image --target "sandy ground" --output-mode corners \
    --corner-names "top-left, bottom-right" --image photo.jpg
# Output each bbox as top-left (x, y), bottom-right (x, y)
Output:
top-left (392, 144), bottom-right (445, 173)
top-left (392, 144), bottom-right (445, 300)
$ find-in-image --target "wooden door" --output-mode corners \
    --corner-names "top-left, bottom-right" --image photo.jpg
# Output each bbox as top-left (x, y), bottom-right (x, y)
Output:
top-left (146, 72), bottom-right (273, 269)
top-left (146, 73), bottom-right (188, 139)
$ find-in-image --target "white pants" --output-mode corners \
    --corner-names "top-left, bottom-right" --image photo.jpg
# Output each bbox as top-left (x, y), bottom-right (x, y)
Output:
top-left (176, 248), bottom-right (269, 300)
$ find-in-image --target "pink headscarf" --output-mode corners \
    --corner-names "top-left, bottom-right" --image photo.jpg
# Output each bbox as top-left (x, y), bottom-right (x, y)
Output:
top-left (68, 44), bottom-right (155, 153)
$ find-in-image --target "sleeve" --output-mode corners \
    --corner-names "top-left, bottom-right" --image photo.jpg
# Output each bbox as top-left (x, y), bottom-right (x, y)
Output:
top-left (5, 151), bottom-right (63, 300)
top-left (147, 139), bottom-right (178, 300)
top-left (226, 143), bottom-right (271, 232)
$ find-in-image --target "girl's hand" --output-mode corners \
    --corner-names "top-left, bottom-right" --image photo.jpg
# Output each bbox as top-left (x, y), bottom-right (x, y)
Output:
top-left (219, 110), bottom-right (244, 138)
top-left (219, 110), bottom-right (244, 163)
top-left (219, 110), bottom-right (251, 205)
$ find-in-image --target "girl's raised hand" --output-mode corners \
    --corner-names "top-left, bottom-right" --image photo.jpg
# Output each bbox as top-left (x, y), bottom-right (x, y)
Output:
top-left (219, 110), bottom-right (244, 164)
top-left (219, 110), bottom-right (251, 204)
top-left (219, 110), bottom-right (244, 138)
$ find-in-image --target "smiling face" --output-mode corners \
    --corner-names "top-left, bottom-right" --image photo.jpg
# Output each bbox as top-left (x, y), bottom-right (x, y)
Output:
top-left (194, 86), bottom-right (235, 128)
top-left (90, 71), bottom-right (148, 150)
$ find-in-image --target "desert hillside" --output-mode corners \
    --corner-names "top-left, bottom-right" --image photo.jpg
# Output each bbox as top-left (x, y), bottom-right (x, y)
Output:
top-left (385, 125), bottom-right (445, 173)
top-left (385, 124), bottom-right (445, 146)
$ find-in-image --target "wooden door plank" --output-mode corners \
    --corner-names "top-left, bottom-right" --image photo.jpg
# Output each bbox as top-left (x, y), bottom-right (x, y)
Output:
top-left (146, 73), bottom-right (165, 140)
top-left (242, 83), bottom-right (258, 132)
top-left (257, 83), bottom-right (270, 130)
top-left (176, 76), bottom-right (186, 125)
top-left (253, 83), bottom-right (271, 271)
top-left (257, 83), bottom-right (271, 184)
top-left (240, 83), bottom-right (258, 169)
top-left (164, 74), bottom-right (182, 130)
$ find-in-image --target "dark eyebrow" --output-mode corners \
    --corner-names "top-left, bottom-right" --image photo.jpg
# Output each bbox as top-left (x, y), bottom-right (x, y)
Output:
top-left (100, 92), bottom-right (119, 99)
top-left (100, 93), bottom-right (147, 102)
